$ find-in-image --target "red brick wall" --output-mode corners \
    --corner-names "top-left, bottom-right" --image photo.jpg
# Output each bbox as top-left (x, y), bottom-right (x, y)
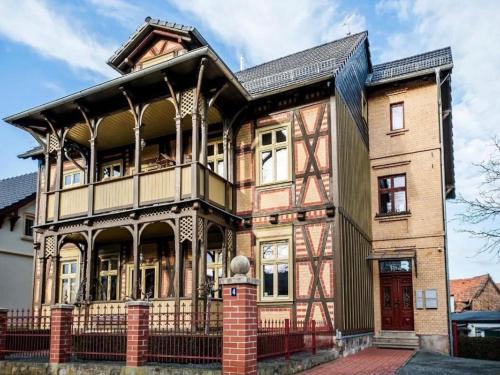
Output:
top-left (49, 305), bottom-right (73, 364)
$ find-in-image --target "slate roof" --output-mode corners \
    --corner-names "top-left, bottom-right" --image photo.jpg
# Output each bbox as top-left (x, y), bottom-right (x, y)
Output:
top-left (368, 47), bottom-right (452, 84)
top-left (108, 17), bottom-right (207, 74)
top-left (235, 32), bottom-right (368, 96)
top-left (0, 172), bottom-right (37, 211)
top-left (450, 274), bottom-right (498, 312)
top-left (18, 146), bottom-right (43, 159)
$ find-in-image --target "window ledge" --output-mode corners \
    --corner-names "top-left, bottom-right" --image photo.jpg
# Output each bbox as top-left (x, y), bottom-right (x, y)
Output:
top-left (257, 299), bottom-right (294, 305)
top-left (21, 235), bottom-right (34, 242)
top-left (256, 180), bottom-right (292, 190)
top-left (387, 129), bottom-right (409, 137)
top-left (375, 211), bottom-right (411, 222)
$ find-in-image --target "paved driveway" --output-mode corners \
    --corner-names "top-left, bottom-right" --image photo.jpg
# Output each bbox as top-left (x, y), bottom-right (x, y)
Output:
top-left (398, 351), bottom-right (500, 375)
top-left (302, 347), bottom-right (414, 375)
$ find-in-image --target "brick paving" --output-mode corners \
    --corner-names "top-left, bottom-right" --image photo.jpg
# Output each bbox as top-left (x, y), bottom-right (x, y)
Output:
top-left (303, 348), bottom-right (414, 375)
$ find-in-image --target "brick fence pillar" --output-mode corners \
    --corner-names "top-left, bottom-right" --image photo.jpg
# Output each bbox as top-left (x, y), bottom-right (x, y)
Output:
top-left (220, 256), bottom-right (259, 375)
top-left (49, 304), bottom-right (74, 364)
top-left (126, 301), bottom-right (151, 367)
top-left (0, 308), bottom-right (8, 360)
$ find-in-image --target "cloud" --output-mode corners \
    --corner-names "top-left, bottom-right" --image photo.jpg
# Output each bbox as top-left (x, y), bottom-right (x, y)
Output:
top-left (0, 0), bottom-right (117, 79)
top-left (375, 0), bottom-right (411, 20)
top-left (87, 0), bottom-right (144, 26)
top-left (376, 0), bottom-right (500, 277)
top-left (168, 0), bottom-right (365, 67)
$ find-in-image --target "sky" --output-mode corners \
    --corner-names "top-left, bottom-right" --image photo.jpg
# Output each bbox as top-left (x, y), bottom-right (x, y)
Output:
top-left (0, 0), bottom-right (498, 280)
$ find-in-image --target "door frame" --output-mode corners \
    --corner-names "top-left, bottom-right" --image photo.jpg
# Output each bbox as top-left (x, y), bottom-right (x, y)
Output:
top-left (379, 259), bottom-right (415, 331)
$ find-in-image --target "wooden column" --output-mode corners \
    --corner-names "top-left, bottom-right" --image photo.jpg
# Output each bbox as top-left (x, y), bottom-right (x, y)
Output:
top-left (133, 122), bottom-right (142, 209)
top-left (175, 115), bottom-right (183, 201)
top-left (191, 110), bottom-right (200, 200)
top-left (85, 230), bottom-right (93, 301)
top-left (132, 224), bottom-right (140, 300)
top-left (174, 217), bottom-right (181, 317)
top-left (223, 119), bottom-right (230, 181)
top-left (200, 100), bottom-right (208, 166)
top-left (191, 213), bottom-right (199, 314)
top-left (88, 136), bottom-right (96, 217)
top-left (53, 147), bottom-right (63, 221)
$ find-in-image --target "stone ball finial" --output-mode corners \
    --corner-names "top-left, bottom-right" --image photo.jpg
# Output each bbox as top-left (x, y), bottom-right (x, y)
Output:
top-left (230, 255), bottom-right (250, 276)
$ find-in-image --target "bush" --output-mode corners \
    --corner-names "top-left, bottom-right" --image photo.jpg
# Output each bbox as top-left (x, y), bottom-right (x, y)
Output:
top-left (458, 336), bottom-right (500, 361)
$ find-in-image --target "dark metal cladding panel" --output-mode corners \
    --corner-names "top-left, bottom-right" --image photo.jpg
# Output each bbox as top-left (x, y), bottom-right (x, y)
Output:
top-left (334, 41), bottom-right (370, 146)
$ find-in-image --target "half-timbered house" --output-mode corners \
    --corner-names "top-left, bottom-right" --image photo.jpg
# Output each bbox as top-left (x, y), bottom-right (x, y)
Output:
top-left (4, 18), bottom-right (454, 353)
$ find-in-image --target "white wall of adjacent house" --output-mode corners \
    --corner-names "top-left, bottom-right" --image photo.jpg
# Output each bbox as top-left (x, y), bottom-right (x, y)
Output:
top-left (0, 200), bottom-right (36, 309)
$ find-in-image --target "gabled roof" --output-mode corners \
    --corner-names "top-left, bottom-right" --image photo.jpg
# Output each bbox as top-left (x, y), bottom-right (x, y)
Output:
top-left (450, 274), bottom-right (499, 309)
top-left (108, 17), bottom-right (208, 74)
top-left (235, 31), bottom-right (368, 96)
top-left (367, 47), bottom-right (453, 85)
top-left (0, 172), bottom-right (37, 212)
top-left (18, 146), bottom-right (43, 159)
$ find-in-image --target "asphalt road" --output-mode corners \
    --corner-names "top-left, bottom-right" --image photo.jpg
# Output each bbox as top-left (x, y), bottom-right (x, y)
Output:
top-left (398, 351), bottom-right (500, 375)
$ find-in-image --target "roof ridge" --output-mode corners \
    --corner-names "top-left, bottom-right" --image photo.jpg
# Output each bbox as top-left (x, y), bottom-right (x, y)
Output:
top-left (374, 46), bottom-right (452, 68)
top-left (236, 31), bottom-right (368, 76)
top-left (451, 274), bottom-right (490, 282)
top-left (0, 171), bottom-right (37, 183)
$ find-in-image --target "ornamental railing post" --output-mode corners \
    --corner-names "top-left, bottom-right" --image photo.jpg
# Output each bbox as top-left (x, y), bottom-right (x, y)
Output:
top-left (284, 318), bottom-right (290, 360)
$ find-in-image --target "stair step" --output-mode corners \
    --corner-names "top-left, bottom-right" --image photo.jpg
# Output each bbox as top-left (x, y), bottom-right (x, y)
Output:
top-left (379, 330), bottom-right (416, 338)
top-left (373, 335), bottom-right (420, 349)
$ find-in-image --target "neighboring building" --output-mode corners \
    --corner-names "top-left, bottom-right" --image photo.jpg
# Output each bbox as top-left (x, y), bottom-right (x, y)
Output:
top-left (452, 311), bottom-right (500, 337)
top-left (0, 172), bottom-right (37, 308)
top-left (450, 274), bottom-right (500, 312)
top-left (4, 18), bottom-right (454, 353)
top-left (367, 49), bottom-right (454, 353)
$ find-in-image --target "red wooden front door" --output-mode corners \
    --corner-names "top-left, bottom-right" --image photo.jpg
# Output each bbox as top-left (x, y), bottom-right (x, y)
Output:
top-left (380, 273), bottom-right (414, 330)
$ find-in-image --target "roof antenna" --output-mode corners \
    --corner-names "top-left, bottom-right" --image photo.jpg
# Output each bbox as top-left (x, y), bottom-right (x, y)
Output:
top-left (240, 55), bottom-right (245, 71)
top-left (343, 15), bottom-right (353, 36)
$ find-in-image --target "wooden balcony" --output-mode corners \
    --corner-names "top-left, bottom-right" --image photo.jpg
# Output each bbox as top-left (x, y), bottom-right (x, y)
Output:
top-left (45, 163), bottom-right (233, 222)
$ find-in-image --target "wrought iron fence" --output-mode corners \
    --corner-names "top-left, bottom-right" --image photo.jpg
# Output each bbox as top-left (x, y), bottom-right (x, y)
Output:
top-left (257, 319), bottom-right (334, 360)
top-left (3, 309), bottom-right (50, 360)
top-left (148, 302), bottom-right (223, 364)
top-left (72, 304), bottom-right (127, 361)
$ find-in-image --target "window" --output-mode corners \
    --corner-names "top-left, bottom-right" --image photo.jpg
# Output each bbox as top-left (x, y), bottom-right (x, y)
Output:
top-left (206, 248), bottom-right (223, 298)
top-left (260, 241), bottom-right (290, 299)
top-left (101, 161), bottom-right (122, 180)
top-left (63, 170), bottom-right (82, 188)
top-left (207, 140), bottom-right (225, 177)
top-left (378, 175), bottom-right (407, 215)
top-left (98, 257), bottom-right (118, 301)
top-left (24, 215), bottom-right (34, 237)
top-left (257, 126), bottom-right (289, 184)
top-left (379, 259), bottom-right (411, 273)
top-left (416, 290), bottom-right (424, 309)
top-left (60, 260), bottom-right (78, 303)
top-left (127, 263), bottom-right (158, 299)
top-left (390, 103), bottom-right (404, 131)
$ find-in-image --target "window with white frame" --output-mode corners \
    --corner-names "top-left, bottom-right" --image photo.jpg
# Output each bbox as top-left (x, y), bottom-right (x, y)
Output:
top-left (63, 170), bottom-right (82, 188)
top-left (98, 257), bottom-right (119, 301)
top-left (24, 215), bottom-right (34, 237)
top-left (207, 140), bottom-right (224, 176)
top-left (260, 240), bottom-right (290, 299)
top-left (101, 161), bottom-right (122, 180)
top-left (257, 126), bottom-right (290, 185)
top-left (59, 260), bottom-right (79, 303)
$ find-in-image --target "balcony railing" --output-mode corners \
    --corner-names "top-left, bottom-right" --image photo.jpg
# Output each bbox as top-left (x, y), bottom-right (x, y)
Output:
top-left (44, 163), bottom-right (233, 222)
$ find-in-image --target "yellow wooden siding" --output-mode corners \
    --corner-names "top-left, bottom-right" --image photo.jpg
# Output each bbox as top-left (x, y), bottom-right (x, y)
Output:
top-left (60, 186), bottom-right (88, 217)
top-left (46, 193), bottom-right (55, 221)
top-left (208, 173), bottom-right (226, 206)
top-left (181, 165), bottom-right (191, 196)
top-left (94, 177), bottom-right (133, 211)
top-left (139, 169), bottom-right (175, 204)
